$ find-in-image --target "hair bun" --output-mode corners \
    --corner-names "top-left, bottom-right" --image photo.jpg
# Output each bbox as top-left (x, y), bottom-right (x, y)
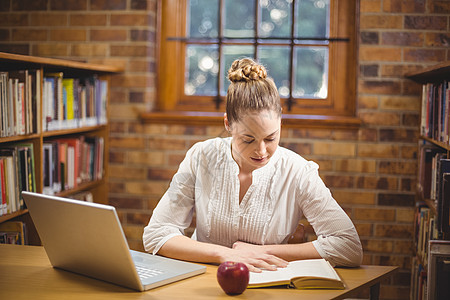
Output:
top-left (228, 58), bottom-right (267, 82)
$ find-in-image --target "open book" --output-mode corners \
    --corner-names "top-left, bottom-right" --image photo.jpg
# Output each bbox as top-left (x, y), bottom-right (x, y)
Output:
top-left (248, 258), bottom-right (345, 289)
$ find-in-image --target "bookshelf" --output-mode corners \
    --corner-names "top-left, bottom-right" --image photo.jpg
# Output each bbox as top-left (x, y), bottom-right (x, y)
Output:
top-left (406, 61), bottom-right (450, 300)
top-left (0, 52), bottom-right (122, 246)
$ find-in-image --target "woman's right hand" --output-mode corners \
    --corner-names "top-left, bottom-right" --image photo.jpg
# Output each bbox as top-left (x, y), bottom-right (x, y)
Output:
top-left (220, 241), bottom-right (288, 273)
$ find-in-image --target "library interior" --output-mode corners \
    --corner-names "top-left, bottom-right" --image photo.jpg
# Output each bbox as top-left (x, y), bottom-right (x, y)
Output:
top-left (0, 0), bottom-right (449, 299)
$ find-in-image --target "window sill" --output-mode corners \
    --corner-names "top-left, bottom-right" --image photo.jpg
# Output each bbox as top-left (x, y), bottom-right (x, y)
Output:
top-left (140, 111), bottom-right (362, 129)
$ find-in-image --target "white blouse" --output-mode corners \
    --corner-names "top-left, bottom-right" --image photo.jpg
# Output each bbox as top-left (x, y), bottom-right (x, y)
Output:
top-left (143, 137), bottom-right (363, 267)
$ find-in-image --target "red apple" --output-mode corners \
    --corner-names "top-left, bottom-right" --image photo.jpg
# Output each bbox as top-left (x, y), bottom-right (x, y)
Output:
top-left (217, 261), bottom-right (249, 295)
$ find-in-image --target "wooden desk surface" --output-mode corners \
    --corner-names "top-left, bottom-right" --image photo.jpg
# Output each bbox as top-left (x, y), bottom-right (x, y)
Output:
top-left (0, 244), bottom-right (397, 300)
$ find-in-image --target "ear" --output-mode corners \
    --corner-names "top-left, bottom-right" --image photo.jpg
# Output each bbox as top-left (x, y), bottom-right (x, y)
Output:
top-left (224, 113), bottom-right (231, 132)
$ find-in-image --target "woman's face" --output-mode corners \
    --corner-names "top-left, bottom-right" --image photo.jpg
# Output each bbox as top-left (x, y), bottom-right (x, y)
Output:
top-left (227, 110), bottom-right (281, 173)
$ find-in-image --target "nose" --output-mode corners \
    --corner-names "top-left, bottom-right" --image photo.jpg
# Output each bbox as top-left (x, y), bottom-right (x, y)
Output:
top-left (255, 140), bottom-right (267, 156)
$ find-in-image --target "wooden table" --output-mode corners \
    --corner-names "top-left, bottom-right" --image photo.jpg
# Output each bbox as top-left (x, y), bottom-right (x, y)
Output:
top-left (0, 244), bottom-right (397, 300)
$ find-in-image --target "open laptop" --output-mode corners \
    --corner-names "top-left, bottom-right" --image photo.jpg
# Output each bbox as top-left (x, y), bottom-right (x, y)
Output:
top-left (22, 191), bottom-right (206, 291)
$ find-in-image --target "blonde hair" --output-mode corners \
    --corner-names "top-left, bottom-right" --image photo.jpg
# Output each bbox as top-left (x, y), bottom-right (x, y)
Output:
top-left (226, 58), bottom-right (281, 125)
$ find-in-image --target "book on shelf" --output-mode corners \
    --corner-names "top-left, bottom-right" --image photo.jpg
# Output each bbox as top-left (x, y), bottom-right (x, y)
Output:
top-left (427, 240), bottom-right (450, 300)
top-left (42, 136), bottom-right (104, 195)
top-left (248, 258), bottom-right (345, 289)
top-left (0, 143), bottom-right (36, 216)
top-left (43, 72), bottom-right (108, 131)
top-left (421, 81), bottom-right (450, 144)
top-left (0, 69), bottom-right (40, 137)
top-left (0, 220), bottom-right (27, 245)
top-left (441, 173), bottom-right (450, 236)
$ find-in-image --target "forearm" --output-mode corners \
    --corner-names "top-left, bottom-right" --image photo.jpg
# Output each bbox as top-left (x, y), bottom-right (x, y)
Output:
top-left (158, 235), bottom-right (229, 265)
top-left (262, 241), bottom-right (321, 262)
top-left (158, 235), bottom-right (289, 272)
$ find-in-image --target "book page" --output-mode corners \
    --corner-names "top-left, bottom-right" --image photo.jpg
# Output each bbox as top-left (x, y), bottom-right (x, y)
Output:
top-left (248, 259), bottom-right (340, 287)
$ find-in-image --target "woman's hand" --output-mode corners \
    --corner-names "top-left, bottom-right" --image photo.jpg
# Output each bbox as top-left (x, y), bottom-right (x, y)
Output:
top-left (221, 241), bottom-right (288, 273)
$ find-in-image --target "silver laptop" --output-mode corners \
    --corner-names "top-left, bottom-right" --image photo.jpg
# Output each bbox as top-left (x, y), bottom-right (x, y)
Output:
top-left (22, 191), bottom-right (206, 291)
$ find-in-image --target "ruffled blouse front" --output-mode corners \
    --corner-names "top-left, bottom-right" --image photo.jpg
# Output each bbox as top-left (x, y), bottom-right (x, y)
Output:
top-left (143, 137), bottom-right (362, 267)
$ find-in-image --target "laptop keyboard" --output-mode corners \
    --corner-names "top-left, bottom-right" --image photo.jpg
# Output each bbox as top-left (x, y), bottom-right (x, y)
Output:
top-left (136, 265), bottom-right (164, 279)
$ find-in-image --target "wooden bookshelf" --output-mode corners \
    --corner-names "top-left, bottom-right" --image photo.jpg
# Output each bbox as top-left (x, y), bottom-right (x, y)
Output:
top-left (406, 62), bottom-right (450, 300)
top-left (0, 52), bottom-right (122, 245)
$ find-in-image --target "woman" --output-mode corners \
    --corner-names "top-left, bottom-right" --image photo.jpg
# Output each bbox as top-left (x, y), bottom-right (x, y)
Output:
top-left (143, 58), bottom-right (363, 272)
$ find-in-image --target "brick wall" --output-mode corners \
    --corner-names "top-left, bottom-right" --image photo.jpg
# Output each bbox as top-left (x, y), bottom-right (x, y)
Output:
top-left (1, 1), bottom-right (449, 299)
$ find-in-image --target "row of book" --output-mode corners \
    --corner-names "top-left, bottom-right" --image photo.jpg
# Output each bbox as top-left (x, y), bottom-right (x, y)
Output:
top-left (0, 69), bottom-right (108, 137)
top-left (43, 73), bottom-right (108, 131)
top-left (0, 220), bottom-right (27, 245)
top-left (411, 238), bottom-right (450, 300)
top-left (43, 136), bottom-right (104, 195)
top-left (0, 143), bottom-right (36, 216)
top-left (420, 81), bottom-right (450, 144)
top-left (414, 205), bottom-right (438, 267)
top-left (417, 142), bottom-right (450, 238)
top-left (0, 70), bottom-right (40, 137)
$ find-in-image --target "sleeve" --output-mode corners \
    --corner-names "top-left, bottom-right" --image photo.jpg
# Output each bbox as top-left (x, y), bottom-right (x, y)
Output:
top-left (142, 143), bottom-right (200, 254)
top-left (297, 162), bottom-right (363, 267)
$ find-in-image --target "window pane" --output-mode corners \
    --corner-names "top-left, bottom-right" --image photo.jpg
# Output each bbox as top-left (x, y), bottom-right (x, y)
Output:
top-left (296, 0), bottom-right (329, 38)
top-left (188, 0), bottom-right (219, 38)
top-left (185, 45), bottom-right (219, 96)
top-left (221, 45), bottom-right (255, 95)
top-left (258, 46), bottom-right (290, 98)
top-left (293, 47), bottom-right (328, 99)
top-left (259, 0), bottom-right (292, 38)
top-left (224, 0), bottom-right (255, 38)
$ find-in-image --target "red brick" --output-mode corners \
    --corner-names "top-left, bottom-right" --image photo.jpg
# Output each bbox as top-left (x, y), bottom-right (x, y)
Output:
top-left (374, 224), bottom-right (414, 238)
top-left (147, 168), bottom-right (177, 181)
top-left (30, 13), bottom-right (68, 26)
top-left (354, 208), bottom-right (395, 221)
top-left (90, 0), bottom-right (127, 10)
top-left (32, 43), bottom-right (69, 56)
top-left (50, 0), bottom-right (87, 10)
top-left (359, 46), bottom-right (402, 62)
top-left (70, 14), bottom-right (108, 26)
top-left (404, 48), bottom-right (446, 63)
top-left (147, 137), bottom-right (186, 151)
top-left (356, 176), bottom-right (398, 190)
top-left (110, 45), bottom-right (148, 56)
top-left (381, 32), bottom-right (423, 47)
top-left (50, 29), bottom-right (87, 41)
top-left (378, 161), bottom-right (417, 175)
top-left (359, 96), bottom-right (378, 109)
top-left (12, 29), bottom-right (47, 41)
top-left (378, 193), bottom-right (415, 207)
top-left (373, 255), bottom-right (411, 269)
top-left (428, 0), bottom-right (450, 13)
top-left (110, 14), bottom-right (150, 26)
top-left (394, 240), bottom-right (414, 254)
top-left (362, 239), bottom-right (394, 253)
top-left (323, 175), bottom-right (354, 188)
top-left (379, 129), bottom-right (418, 142)
top-left (110, 136), bottom-right (146, 149)
top-left (405, 15), bottom-right (447, 30)
top-left (360, 0), bottom-right (381, 13)
top-left (12, 0), bottom-right (47, 11)
top-left (425, 32), bottom-right (450, 47)
top-left (359, 112), bottom-right (400, 126)
top-left (0, 13), bottom-right (28, 26)
top-left (359, 80), bottom-right (402, 95)
top-left (360, 15), bottom-right (402, 29)
top-left (358, 128), bottom-right (378, 142)
top-left (91, 29), bottom-right (127, 41)
top-left (382, 0), bottom-right (425, 13)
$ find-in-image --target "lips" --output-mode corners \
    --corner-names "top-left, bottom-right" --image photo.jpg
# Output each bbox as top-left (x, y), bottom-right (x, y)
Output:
top-left (251, 156), bottom-right (268, 163)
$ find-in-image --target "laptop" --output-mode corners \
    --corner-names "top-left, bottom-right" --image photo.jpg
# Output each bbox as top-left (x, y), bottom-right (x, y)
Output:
top-left (22, 191), bottom-right (206, 291)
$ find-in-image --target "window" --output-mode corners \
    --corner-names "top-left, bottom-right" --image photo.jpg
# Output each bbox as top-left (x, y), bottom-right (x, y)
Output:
top-left (151, 0), bottom-right (359, 128)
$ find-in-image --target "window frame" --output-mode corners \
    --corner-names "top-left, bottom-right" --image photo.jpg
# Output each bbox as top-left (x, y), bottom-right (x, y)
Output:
top-left (145, 0), bottom-right (360, 129)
